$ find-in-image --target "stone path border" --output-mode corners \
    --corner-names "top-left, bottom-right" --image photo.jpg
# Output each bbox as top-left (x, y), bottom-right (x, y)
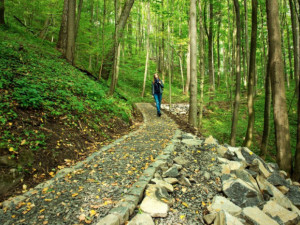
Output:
top-left (1, 103), bottom-right (149, 210)
top-left (96, 130), bottom-right (181, 225)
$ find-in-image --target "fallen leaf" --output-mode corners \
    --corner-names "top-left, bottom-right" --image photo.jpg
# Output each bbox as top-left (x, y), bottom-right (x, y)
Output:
top-left (44, 199), bottom-right (52, 202)
top-left (72, 193), bottom-right (79, 197)
top-left (21, 140), bottom-right (27, 145)
top-left (182, 202), bottom-right (189, 208)
top-left (79, 214), bottom-right (85, 221)
top-left (90, 210), bottom-right (96, 217)
top-left (180, 215), bottom-right (185, 220)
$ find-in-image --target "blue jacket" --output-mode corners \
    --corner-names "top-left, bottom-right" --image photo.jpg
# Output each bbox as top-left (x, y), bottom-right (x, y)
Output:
top-left (152, 79), bottom-right (164, 95)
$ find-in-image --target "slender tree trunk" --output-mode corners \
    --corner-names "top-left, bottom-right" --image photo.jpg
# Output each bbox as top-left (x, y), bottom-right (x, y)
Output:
top-left (198, 0), bottom-right (205, 129)
top-left (66, 0), bottom-right (76, 65)
top-left (261, 52), bottom-right (271, 158)
top-left (266, 0), bottom-right (292, 175)
top-left (141, 0), bottom-right (150, 98)
top-left (217, 14), bottom-right (221, 88)
top-left (289, 0), bottom-right (300, 93)
top-left (244, 0), bottom-right (249, 83)
top-left (57, 0), bottom-right (69, 53)
top-left (99, 0), bottom-right (107, 80)
top-left (88, 0), bottom-right (94, 71)
top-left (0, 0), bottom-right (4, 25)
top-left (39, 16), bottom-right (51, 39)
top-left (230, 0), bottom-right (242, 146)
top-left (184, 37), bottom-right (191, 94)
top-left (179, 56), bottom-right (185, 93)
top-left (208, 0), bottom-right (215, 103)
top-left (100, 0), bottom-right (135, 80)
top-left (188, 0), bottom-right (197, 127)
top-left (244, 0), bottom-right (258, 148)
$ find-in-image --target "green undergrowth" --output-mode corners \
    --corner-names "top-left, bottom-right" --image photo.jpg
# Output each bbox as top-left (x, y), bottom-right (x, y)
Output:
top-left (0, 25), bottom-right (133, 180)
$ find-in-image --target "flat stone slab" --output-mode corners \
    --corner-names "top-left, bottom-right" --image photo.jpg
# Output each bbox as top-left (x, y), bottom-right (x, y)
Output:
top-left (96, 214), bottom-right (120, 225)
top-left (214, 210), bottom-right (244, 225)
top-left (128, 213), bottom-right (155, 225)
top-left (208, 196), bottom-right (242, 217)
top-left (140, 196), bottom-right (169, 217)
top-left (263, 200), bottom-right (299, 225)
top-left (243, 206), bottom-right (279, 225)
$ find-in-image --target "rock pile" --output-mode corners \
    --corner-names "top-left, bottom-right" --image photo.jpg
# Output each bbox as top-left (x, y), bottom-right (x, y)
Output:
top-left (205, 144), bottom-right (300, 225)
top-left (161, 104), bottom-right (189, 116)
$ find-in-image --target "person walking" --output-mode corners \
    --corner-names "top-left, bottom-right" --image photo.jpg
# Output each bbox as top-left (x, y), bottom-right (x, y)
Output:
top-left (152, 73), bottom-right (164, 117)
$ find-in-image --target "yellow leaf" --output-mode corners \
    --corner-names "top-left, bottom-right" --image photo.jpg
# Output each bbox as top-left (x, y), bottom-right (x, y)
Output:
top-left (11, 215), bottom-right (16, 218)
top-left (40, 209), bottom-right (45, 213)
top-left (21, 140), bottom-right (27, 145)
top-left (90, 210), bottom-right (96, 216)
top-left (79, 214), bottom-right (85, 221)
top-left (180, 215), bottom-right (185, 220)
top-left (9, 147), bottom-right (14, 152)
top-left (44, 199), bottom-right (52, 202)
top-left (49, 172), bottom-right (55, 177)
top-left (72, 193), bottom-right (79, 197)
top-left (182, 202), bottom-right (189, 208)
top-left (249, 151), bottom-right (253, 155)
top-left (202, 201), bottom-right (206, 206)
top-left (212, 158), bottom-right (215, 161)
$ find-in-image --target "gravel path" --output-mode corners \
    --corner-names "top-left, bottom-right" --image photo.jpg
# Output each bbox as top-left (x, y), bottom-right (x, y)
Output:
top-left (0, 103), bottom-right (178, 225)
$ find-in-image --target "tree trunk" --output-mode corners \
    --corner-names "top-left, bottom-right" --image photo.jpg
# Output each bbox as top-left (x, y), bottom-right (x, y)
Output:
top-left (244, 0), bottom-right (249, 83)
top-left (99, 0), bottom-right (107, 80)
top-left (39, 16), bottom-right (51, 39)
top-left (198, 0), bottom-right (205, 129)
top-left (184, 37), bottom-right (191, 94)
top-left (208, 0), bottom-right (215, 103)
top-left (88, 0), bottom-right (94, 71)
top-left (261, 52), bottom-right (271, 158)
top-left (188, 0), bottom-right (197, 127)
top-left (66, 0), bottom-right (76, 65)
top-left (100, 0), bottom-right (135, 80)
top-left (266, 0), bottom-right (292, 175)
top-left (230, 0), bottom-right (242, 147)
top-left (0, 0), bottom-right (4, 25)
top-left (75, 0), bottom-right (83, 42)
top-left (141, 0), bottom-right (150, 98)
top-left (57, 0), bottom-right (69, 53)
top-left (289, 0), bottom-right (299, 93)
top-left (179, 56), bottom-right (185, 93)
top-left (243, 0), bottom-right (258, 148)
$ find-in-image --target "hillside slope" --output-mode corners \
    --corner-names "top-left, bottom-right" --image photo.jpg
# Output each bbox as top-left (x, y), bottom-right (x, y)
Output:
top-left (0, 26), bottom-right (139, 201)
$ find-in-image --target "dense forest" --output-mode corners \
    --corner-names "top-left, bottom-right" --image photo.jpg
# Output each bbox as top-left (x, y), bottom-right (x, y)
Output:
top-left (1, 0), bottom-right (300, 188)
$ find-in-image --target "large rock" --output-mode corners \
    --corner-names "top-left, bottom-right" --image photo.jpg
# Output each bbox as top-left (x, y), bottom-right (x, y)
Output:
top-left (286, 186), bottom-right (300, 209)
top-left (208, 196), bottom-right (242, 217)
top-left (145, 184), bottom-right (174, 206)
top-left (140, 196), bottom-right (169, 217)
top-left (234, 169), bottom-right (260, 193)
top-left (249, 158), bottom-right (271, 178)
top-left (242, 206), bottom-right (279, 225)
top-left (128, 213), bottom-right (155, 225)
top-left (0, 155), bottom-right (17, 167)
top-left (222, 177), bottom-right (263, 207)
top-left (256, 175), bottom-right (300, 216)
top-left (173, 156), bottom-right (189, 166)
top-left (162, 166), bottom-right (179, 178)
top-left (263, 200), bottom-right (299, 225)
top-left (213, 210), bottom-right (244, 225)
top-left (151, 178), bottom-right (174, 192)
top-left (164, 178), bottom-right (179, 185)
top-left (267, 172), bottom-right (289, 187)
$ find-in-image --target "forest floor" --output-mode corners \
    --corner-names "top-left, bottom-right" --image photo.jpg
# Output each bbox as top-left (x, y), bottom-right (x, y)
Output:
top-left (0, 103), bottom-right (178, 225)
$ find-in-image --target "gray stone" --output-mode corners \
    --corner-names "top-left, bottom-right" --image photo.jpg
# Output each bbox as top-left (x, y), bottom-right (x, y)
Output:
top-left (208, 196), bottom-right (242, 217)
top-left (263, 200), bottom-right (299, 225)
top-left (154, 172), bottom-right (162, 180)
top-left (0, 173), bottom-right (24, 197)
top-left (286, 186), bottom-right (300, 208)
top-left (204, 171), bottom-right (211, 180)
top-left (145, 184), bottom-right (174, 206)
top-left (267, 172), bottom-right (289, 187)
top-left (203, 135), bottom-right (218, 145)
top-left (222, 177), bottom-right (263, 208)
top-left (234, 169), bottom-right (260, 192)
top-left (150, 160), bottom-right (167, 169)
top-left (182, 133), bottom-right (195, 139)
top-left (216, 146), bottom-right (229, 158)
top-left (214, 210), bottom-right (244, 225)
top-left (151, 178), bottom-right (174, 192)
top-left (256, 175), bottom-right (300, 216)
top-left (156, 154), bottom-right (170, 161)
top-left (143, 167), bottom-right (157, 177)
top-left (174, 156), bottom-right (189, 166)
top-left (110, 206), bottom-right (130, 224)
top-left (279, 170), bottom-right (288, 178)
top-left (204, 213), bottom-right (217, 224)
top-left (242, 206), bottom-right (279, 225)
top-left (162, 166), bottom-right (179, 178)
top-left (173, 164), bottom-right (183, 170)
top-left (179, 176), bottom-right (192, 187)
top-left (128, 213), bottom-right (155, 225)
top-left (128, 181), bottom-right (148, 202)
top-left (96, 214), bottom-right (120, 225)
top-left (140, 196), bottom-right (169, 217)
top-left (164, 178), bottom-right (179, 185)
top-left (277, 185), bottom-right (289, 195)
top-left (250, 158), bottom-right (271, 178)
top-left (116, 201), bottom-right (136, 215)
top-left (121, 195), bottom-right (140, 205)
top-left (182, 139), bottom-right (203, 146)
